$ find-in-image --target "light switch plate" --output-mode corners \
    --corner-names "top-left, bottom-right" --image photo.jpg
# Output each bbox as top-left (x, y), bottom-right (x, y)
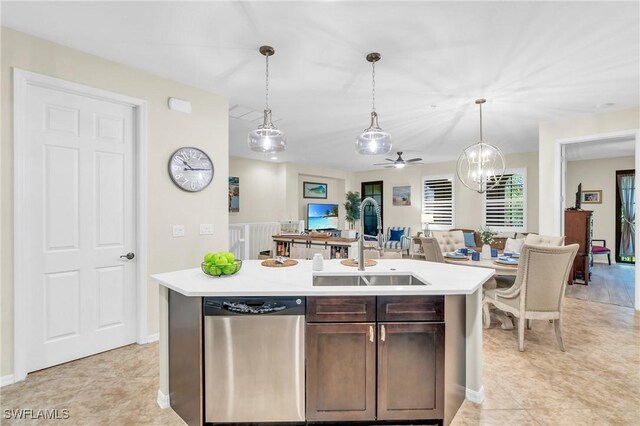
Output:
top-left (200, 224), bottom-right (214, 235)
top-left (172, 225), bottom-right (185, 237)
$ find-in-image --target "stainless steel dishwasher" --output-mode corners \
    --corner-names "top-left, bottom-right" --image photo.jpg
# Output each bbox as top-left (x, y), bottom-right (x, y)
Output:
top-left (203, 297), bottom-right (305, 423)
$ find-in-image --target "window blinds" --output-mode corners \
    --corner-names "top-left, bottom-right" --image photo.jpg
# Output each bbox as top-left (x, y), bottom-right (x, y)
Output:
top-left (484, 172), bottom-right (525, 229)
top-left (423, 177), bottom-right (454, 227)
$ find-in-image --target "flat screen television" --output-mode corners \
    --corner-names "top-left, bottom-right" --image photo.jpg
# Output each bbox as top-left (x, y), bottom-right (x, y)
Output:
top-left (307, 203), bottom-right (339, 231)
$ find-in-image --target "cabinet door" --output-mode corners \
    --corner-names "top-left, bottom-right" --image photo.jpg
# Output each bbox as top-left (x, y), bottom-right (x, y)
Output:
top-left (377, 322), bottom-right (444, 420)
top-left (307, 245), bottom-right (330, 259)
top-left (289, 244), bottom-right (306, 259)
top-left (306, 323), bottom-right (376, 421)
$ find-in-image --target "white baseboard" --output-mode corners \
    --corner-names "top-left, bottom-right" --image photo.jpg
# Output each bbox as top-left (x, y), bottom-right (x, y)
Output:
top-left (466, 385), bottom-right (485, 404)
top-left (145, 333), bottom-right (159, 344)
top-left (1, 374), bottom-right (15, 388)
top-left (157, 389), bottom-right (171, 409)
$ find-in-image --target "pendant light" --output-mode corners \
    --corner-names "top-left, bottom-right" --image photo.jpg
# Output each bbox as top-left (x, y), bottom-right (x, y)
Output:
top-left (355, 52), bottom-right (392, 155)
top-left (248, 45), bottom-right (286, 153)
top-left (456, 99), bottom-right (505, 194)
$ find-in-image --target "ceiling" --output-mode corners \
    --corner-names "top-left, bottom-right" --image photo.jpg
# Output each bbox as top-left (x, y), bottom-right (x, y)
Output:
top-left (3, 1), bottom-right (639, 171)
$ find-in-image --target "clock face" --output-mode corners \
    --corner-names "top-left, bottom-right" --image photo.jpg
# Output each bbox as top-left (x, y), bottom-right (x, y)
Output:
top-left (168, 147), bottom-right (214, 192)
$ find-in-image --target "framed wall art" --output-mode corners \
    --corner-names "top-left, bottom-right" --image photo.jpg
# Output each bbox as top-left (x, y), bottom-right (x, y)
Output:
top-left (229, 176), bottom-right (239, 212)
top-left (303, 181), bottom-right (327, 199)
top-left (582, 190), bottom-right (602, 204)
top-left (392, 186), bottom-right (411, 206)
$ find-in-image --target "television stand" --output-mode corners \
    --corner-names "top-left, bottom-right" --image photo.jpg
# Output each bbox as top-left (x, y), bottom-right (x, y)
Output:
top-left (273, 235), bottom-right (358, 260)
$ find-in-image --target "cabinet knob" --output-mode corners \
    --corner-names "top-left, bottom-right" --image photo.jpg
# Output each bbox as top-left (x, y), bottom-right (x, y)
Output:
top-left (381, 325), bottom-right (386, 342)
top-left (369, 325), bottom-right (374, 343)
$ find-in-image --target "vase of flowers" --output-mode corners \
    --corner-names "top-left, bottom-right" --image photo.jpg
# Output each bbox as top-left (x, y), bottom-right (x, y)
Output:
top-left (478, 226), bottom-right (496, 260)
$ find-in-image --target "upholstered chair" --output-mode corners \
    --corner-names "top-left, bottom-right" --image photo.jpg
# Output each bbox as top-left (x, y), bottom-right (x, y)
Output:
top-left (524, 234), bottom-right (565, 247)
top-left (381, 227), bottom-right (411, 255)
top-left (431, 230), bottom-right (466, 253)
top-left (483, 243), bottom-right (579, 351)
top-left (419, 237), bottom-right (445, 263)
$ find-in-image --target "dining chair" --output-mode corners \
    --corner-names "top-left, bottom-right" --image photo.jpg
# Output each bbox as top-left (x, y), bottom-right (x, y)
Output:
top-left (483, 243), bottom-right (579, 351)
top-left (431, 230), bottom-right (465, 253)
top-left (419, 237), bottom-right (445, 263)
top-left (524, 233), bottom-right (565, 246)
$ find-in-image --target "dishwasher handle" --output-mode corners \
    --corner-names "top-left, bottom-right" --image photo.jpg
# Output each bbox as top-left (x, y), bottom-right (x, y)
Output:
top-left (204, 297), bottom-right (305, 316)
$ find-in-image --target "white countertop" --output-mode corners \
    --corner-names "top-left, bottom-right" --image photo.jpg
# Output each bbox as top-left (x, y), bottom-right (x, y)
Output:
top-left (151, 259), bottom-right (495, 297)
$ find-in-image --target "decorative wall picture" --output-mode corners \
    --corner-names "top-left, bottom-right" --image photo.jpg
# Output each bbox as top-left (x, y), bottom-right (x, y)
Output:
top-left (582, 190), bottom-right (602, 204)
top-left (303, 181), bottom-right (327, 199)
top-left (229, 177), bottom-right (239, 212)
top-left (392, 186), bottom-right (411, 206)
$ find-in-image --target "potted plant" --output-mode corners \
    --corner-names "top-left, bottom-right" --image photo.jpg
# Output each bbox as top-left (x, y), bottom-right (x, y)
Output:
top-left (477, 226), bottom-right (496, 259)
top-left (344, 191), bottom-right (361, 231)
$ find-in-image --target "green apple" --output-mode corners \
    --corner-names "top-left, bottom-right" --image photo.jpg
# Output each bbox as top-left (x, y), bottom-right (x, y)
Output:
top-left (204, 253), bottom-right (215, 263)
top-left (216, 256), bottom-right (228, 266)
top-left (222, 264), bottom-right (236, 275)
top-left (224, 252), bottom-right (235, 263)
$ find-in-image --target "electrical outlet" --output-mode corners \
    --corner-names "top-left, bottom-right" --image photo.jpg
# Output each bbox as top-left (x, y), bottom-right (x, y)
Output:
top-left (172, 225), bottom-right (185, 237)
top-left (200, 224), bottom-right (214, 235)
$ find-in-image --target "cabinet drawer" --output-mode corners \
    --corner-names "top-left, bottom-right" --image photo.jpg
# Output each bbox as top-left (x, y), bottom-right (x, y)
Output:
top-left (307, 296), bottom-right (376, 322)
top-left (377, 296), bottom-right (444, 322)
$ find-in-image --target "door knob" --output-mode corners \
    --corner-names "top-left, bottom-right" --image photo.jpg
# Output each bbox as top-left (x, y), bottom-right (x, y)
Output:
top-left (120, 252), bottom-right (135, 260)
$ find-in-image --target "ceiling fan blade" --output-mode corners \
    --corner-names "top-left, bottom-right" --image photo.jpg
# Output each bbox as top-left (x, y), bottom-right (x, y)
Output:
top-left (384, 158), bottom-right (395, 162)
top-left (373, 162), bottom-right (391, 166)
top-left (385, 165), bottom-right (396, 169)
top-left (406, 158), bottom-right (423, 162)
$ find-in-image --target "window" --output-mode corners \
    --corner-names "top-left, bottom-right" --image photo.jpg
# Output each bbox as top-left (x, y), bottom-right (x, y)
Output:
top-left (422, 175), bottom-right (454, 229)
top-left (361, 181), bottom-right (383, 236)
top-left (484, 168), bottom-right (527, 232)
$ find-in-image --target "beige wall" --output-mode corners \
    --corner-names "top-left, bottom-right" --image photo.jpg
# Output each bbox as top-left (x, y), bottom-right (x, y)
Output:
top-left (1, 28), bottom-right (229, 377)
top-left (298, 175), bottom-right (346, 229)
top-left (353, 152), bottom-right (540, 236)
top-left (538, 107), bottom-right (640, 234)
top-left (566, 156), bottom-right (635, 263)
top-left (228, 157), bottom-right (281, 224)
top-left (228, 156), bottom-right (356, 227)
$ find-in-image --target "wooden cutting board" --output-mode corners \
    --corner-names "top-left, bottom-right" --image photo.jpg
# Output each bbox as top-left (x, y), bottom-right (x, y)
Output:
top-left (261, 259), bottom-right (299, 267)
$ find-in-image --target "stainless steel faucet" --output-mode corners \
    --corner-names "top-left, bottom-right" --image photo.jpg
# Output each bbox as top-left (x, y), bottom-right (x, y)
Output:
top-left (358, 197), bottom-right (383, 271)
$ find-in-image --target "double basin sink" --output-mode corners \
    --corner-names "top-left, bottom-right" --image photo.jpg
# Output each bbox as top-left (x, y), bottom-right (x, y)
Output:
top-left (313, 274), bottom-right (430, 287)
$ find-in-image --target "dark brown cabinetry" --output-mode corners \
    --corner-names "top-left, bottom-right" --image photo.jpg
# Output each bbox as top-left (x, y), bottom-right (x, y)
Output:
top-left (306, 296), bottom-right (448, 423)
top-left (564, 210), bottom-right (593, 284)
top-left (377, 322), bottom-right (444, 420)
top-left (305, 323), bottom-right (376, 421)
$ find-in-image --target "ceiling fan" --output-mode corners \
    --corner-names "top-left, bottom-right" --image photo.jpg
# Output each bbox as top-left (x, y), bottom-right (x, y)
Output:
top-left (374, 152), bottom-right (424, 169)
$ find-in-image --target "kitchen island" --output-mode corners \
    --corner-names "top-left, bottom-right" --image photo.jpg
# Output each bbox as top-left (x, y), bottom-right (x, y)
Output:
top-left (152, 259), bottom-right (493, 426)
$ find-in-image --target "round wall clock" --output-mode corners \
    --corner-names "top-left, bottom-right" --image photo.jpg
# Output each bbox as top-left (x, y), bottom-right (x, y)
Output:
top-left (168, 147), bottom-right (214, 192)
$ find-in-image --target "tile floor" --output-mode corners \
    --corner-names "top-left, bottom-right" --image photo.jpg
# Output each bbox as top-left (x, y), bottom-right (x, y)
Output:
top-left (1, 297), bottom-right (638, 425)
top-left (565, 262), bottom-right (636, 308)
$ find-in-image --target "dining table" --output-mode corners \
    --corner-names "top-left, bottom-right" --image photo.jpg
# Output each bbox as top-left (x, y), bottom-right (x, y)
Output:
top-left (443, 255), bottom-right (519, 276)
top-left (444, 252), bottom-right (519, 329)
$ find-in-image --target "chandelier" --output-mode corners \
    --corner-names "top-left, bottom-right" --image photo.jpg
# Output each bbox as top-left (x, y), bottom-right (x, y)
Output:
top-left (456, 99), bottom-right (505, 193)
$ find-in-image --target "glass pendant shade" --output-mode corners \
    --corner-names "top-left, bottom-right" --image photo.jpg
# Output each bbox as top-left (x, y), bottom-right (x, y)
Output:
top-left (248, 109), bottom-right (286, 153)
top-left (248, 45), bottom-right (286, 154)
top-left (356, 52), bottom-right (392, 155)
top-left (355, 111), bottom-right (392, 155)
top-left (456, 99), bottom-right (505, 193)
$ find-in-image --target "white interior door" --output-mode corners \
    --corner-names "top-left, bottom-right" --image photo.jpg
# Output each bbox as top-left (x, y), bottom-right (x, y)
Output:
top-left (23, 83), bottom-right (136, 372)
